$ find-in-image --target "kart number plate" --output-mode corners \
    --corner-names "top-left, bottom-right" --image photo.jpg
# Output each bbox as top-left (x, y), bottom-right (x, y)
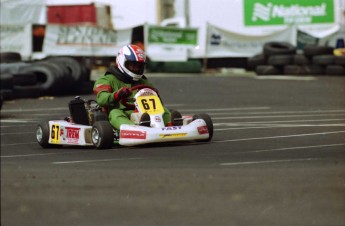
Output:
top-left (50, 124), bottom-right (60, 144)
top-left (137, 96), bottom-right (164, 114)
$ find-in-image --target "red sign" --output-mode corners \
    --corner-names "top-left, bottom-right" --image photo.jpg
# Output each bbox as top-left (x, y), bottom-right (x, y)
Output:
top-left (197, 126), bottom-right (209, 135)
top-left (120, 130), bottom-right (146, 139)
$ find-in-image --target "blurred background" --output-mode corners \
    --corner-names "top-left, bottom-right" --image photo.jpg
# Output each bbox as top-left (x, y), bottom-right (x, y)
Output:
top-left (1, 0), bottom-right (345, 101)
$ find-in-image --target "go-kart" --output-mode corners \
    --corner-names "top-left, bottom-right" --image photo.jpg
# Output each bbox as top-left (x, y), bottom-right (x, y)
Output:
top-left (36, 85), bottom-right (213, 149)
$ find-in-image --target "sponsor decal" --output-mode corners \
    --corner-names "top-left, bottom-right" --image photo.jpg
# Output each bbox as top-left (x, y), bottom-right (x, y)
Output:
top-left (60, 126), bottom-right (80, 144)
top-left (197, 126), bottom-right (209, 135)
top-left (159, 133), bottom-right (187, 138)
top-left (161, 126), bottom-right (182, 131)
top-left (155, 116), bottom-right (161, 122)
top-left (120, 130), bottom-right (146, 139)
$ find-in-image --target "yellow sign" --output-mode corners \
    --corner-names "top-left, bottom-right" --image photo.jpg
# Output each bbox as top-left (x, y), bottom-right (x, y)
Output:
top-left (137, 96), bottom-right (164, 114)
top-left (50, 124), bottom-right (60, 144)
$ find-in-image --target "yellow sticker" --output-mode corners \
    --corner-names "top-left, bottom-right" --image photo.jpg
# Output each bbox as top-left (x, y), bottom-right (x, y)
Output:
top-left (50, 124), bottom-right (60, 144)
top-left (159, 133), bottom-right (187, 138)
top-left (137, 95), bottom-right (164, 114)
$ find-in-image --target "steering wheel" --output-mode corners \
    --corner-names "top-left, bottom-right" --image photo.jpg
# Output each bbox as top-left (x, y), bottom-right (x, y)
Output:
top-left (120, 84), bottom-right (158, 109)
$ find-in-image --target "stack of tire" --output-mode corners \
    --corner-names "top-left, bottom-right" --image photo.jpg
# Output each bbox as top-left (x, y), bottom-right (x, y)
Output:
top-left (247, 42), bottom-right (345, 76)
top-left (1, 52), bottom-right (93, 101)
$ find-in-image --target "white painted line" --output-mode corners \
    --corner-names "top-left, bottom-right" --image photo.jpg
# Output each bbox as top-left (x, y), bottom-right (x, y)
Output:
top-left (214, 119), bottom-right (345, 127)
top-left (214, 131), bottom-right (345, 143)
top-left (1, 142), bottom-right (37, 146)
top-left (52, 157), bottom-right (147, 165)
top-left (214, 123), bottom-right (345, 131)
top-left (0, 119), bottom-right (38, 123)
top-left (1, 107), bottom-right (67, 113)
top-left (214, 118), bottom-right (345, 125)
top-left (1, 151), bottom-right (92, 158)
top-left (213, 113), bottom-right (345, 120)
top-left (210, 109), bottom-right (345, 116)
top-left (245, 143), bottom-right (345, 154)
top-left (1, 132), bottom-right (35, 135)
top-left (181, 107), bottom-right (270, 112)
top-left (220, 158), bottom-right (319, 166)
top-left (254, 76), bottom-right (316, 81)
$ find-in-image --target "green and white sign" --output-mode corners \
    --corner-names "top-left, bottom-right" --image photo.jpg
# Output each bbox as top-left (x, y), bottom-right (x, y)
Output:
top-left (147, 26), bottom-right (198, 46)
top-left (244, 0), bottom-right (335, 26)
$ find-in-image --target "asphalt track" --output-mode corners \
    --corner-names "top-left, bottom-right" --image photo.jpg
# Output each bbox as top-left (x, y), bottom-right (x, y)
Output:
top-left (1, 73), bottom-right (345, 226)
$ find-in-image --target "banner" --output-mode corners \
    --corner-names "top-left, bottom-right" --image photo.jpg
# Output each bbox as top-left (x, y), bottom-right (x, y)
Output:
top-left (43, 25), bottom-right (132, 56)
top-left (147, 25), bottom-right (198, 47)
top-left (0, 24), bottom-right (32, 59)
top-left (145, 25), bottom-right (198, 62)
top-left (206, 24), bottom-right (296, 57)
top-left (244, 0), bottom-right (335, 26)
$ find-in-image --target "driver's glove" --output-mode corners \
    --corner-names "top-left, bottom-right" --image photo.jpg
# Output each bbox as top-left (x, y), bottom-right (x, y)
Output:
top-left (114, 87), bottom-right (131, 101)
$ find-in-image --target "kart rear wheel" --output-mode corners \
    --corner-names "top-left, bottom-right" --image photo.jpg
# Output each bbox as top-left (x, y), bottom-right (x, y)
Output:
top-left (92, 121), bottom-right (114, 149)
top-left (193, 113), bottom-right (213, 142)
top-left (36, 120), bottom-right (53, 148)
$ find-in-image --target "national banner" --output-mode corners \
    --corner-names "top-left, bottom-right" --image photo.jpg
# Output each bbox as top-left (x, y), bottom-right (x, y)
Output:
top-left (244, 0), bottom-right (335, 26)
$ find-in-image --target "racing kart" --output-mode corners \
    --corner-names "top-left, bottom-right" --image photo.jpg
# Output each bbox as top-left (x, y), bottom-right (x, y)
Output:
top-left (36, 85), bottom-right (213, 149)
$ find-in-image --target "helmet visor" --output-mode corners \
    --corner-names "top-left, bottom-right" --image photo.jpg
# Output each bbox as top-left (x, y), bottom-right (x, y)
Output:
top-left (125, 61), bottom-right (145, 75)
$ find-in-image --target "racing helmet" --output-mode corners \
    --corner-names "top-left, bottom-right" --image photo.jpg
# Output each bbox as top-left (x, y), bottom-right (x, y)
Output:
top-left (116, 44), bottom-right (146, 82)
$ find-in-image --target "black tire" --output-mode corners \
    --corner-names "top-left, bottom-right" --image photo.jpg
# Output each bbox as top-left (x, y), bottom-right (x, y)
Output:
top-left (169, 109), bottom-right (183, 126)
top-left (92, 121), bottom-right (114, 149)
top-left (284, 65), bottom-right (310, 75)
top-left (304, 65), bottom-right (326, 75)
top-left (334, 56), bottom-right (345, 65)
top-left (268, 55), bottom-right (293, 66)
top-left (247, 54), bottom-right (267, 70)
top-left (312, 55), bottom-right (335, 66)
top-left (36, 120), bottom-right (54, 148)
top-left (13, 85), bottom-right (41, 98)
top-left (192, 113), bottom-right (213, 142)
top-left (325, 65), bottom-right (345, 76)
top-left (13, 72), bottom-right (38, 86)
top-left (293, 54), bottom-right (311, 65)
top-left (19, 63), bottom-right (61, 95)
top-left (0, 89), bottom-right (14, 100)
top-left (0, 73), bottom-right (14, 89)
top-left (0, 62), bottom-right (30, 74)
top-left (0, 52), bottom-right (22, 63)
top-left (263, 42), bottom-right (296, 56)
top-left (46, 57), bottom-right (83, 83)
top-left (303, 45), bottom-right (334, 57)
top-left (255, 65), bottom-right (283, 75)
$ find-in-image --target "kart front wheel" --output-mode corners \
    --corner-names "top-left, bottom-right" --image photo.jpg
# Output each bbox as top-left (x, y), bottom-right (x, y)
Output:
top-left (36, 120), bottom-right (53, 148)
top-left (91, 121), bottom-right (114, 149)
top-left (193, 113), bottom-right (213, 142)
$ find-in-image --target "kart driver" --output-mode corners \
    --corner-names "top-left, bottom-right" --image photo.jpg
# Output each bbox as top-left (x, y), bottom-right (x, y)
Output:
top-left (93, 44), bottom-right (172, 130)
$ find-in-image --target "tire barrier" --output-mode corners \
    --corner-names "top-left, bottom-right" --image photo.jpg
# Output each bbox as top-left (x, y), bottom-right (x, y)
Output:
top-left (247, 42), bottom-right (345, 76)
top-left (0, 53), bottom-right (93, 100)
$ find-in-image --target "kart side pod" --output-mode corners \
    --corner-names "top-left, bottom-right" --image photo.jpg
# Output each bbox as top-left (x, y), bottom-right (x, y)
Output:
top-left (118, 118), bottom-right (210, 146)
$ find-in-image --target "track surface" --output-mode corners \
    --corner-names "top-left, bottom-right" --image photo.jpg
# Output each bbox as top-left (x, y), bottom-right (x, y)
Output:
top-left (1, 74), bottom-right (345, 226)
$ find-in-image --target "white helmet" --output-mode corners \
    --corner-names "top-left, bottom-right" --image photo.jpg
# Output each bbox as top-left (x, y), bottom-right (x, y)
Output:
top-left (116, 44), bottom-right (146, 82)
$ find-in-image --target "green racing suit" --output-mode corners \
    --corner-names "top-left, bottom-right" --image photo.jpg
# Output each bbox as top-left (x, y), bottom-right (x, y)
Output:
top-left (93, 67), bottom-right (171, 130)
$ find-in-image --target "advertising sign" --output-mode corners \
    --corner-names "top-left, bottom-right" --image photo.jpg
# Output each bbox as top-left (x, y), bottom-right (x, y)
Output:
top-left (244, 0), bottom-right (335, 26)
top-left (206, 24), bottom-right (295, 57)
top-left (43, 25), bottom-right (132, 56)
top-left (147, 26), bottom-right (198, 46)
